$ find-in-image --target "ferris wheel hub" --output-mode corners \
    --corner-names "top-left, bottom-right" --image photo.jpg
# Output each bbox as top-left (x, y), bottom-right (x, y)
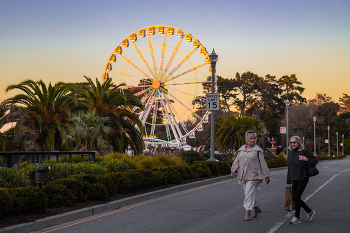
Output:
top-left (152, 80), bottom-right (161, 89)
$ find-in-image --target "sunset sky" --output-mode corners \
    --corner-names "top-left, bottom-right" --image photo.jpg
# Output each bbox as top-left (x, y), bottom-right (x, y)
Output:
top-left (1, 0), bottom-right (349, 106)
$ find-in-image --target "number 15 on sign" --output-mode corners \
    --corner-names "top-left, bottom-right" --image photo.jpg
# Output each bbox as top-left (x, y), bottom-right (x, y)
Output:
top-left (206, 93), bottom-right (220, 111)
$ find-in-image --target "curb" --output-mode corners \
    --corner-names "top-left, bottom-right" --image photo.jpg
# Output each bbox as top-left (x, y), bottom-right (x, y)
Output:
top-left (1, 175), bottom-right (232, 233)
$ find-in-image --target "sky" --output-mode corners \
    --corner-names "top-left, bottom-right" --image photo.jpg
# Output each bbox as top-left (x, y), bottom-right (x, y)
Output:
top-left (1, 0), bottom-right (350, 107)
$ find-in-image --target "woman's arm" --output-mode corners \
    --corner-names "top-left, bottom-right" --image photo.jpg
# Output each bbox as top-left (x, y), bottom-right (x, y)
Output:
top-left (304, 150), bottom-right (318, 166)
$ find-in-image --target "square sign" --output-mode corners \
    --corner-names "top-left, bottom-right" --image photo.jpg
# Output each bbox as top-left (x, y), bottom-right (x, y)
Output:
top-left (325, 139), bottom-right (329, 143)
top-left (206, 93), bottom-right (220, 110)
top-left (280, 127), bottom-right (286, 134)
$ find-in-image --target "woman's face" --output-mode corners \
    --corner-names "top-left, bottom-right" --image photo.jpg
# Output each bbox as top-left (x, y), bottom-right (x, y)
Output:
top-left (248, 136), bottom-right (256, 145)
top-left (289, 138), bottom-right (299, 149)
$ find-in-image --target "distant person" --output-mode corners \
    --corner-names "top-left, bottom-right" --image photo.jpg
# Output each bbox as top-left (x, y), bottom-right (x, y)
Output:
top-left (125, 144), bottom-right (134, 156)
top-left (231, 131), bottom-right (270, 221)
top-left (276, 145), bottom-right (282, 155)
top-left (287, 136), bottom-right (317, 224)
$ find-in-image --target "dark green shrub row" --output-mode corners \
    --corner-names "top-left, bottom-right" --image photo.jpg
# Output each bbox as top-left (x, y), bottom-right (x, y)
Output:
top-left (316, 154), bottom-right (346, 161)
top-left (0, 187), bottom-right (47, 218)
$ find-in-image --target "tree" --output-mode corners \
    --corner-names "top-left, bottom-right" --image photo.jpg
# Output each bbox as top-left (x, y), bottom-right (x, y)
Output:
top-left (278, 74), bottom-right (306, 104)
top-left (339, 94), bottom-right (350, 113)
top-left (215, 115), bottom-right (263, 151)
top-left (233, 72), bottom-right (261, 117)
top-left (4, 80), bottom-right (74, 151)
top-left (308, 93), bottom-right (333, 106)
top-left (76, 76), bottom-right (144, 154)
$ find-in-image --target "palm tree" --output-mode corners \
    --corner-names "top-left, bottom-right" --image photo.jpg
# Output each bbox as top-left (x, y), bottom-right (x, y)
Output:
top-left (62, 111), bottom-right (113, 155)
top-left (215, 115), bottom-right (263, 151)
top-left (76, 76), bottom-right (144, 154)
top-left (4, 80), bottom-right (74, 151)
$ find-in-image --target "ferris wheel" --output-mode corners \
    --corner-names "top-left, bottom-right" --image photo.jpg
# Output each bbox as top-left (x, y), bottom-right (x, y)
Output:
top-left (102, 25), bottom-right (214, 146)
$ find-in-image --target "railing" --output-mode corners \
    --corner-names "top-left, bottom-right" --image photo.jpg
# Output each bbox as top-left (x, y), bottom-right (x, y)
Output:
top-left (0, 151), bottom-right (97, 169)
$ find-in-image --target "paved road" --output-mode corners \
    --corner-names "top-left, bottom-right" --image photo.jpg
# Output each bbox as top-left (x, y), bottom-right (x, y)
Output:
top-left (32, 157), bottom-right (350, 233)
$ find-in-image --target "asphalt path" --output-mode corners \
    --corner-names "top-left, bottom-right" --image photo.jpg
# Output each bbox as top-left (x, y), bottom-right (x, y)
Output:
top-left (32, 157), bottom-right (350, 233)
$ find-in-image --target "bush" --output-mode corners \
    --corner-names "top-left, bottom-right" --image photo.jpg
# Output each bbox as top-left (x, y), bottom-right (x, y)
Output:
top-left (0, 168), bottom-right (30, 188)
top-left (100, 160), bottom-right (130, 172)
top-left (201, 161), bottom-right (220, 176)
top-left (140, 157), bottom-right (162, 170)
top-left (218, 161), bottom-right (231, 174)
top-left (178, 151), bottom-right (206, 165)
top-left (191, 163), bottom-right (211, 178)
top-left (9, 186), bottom-right (47, 215)
top-left (109, 172), bottom-right (132, 193)
top-left (53, 178), bottom-right (89, 203)
top-left (97, 174), bottom-right (117, 196)
top-left (154, 154), bottom-right (176, 166)
top-left (159, 166), bottom-right (182, 184)
top-left (150, 170), bottom-right (167, 186)
top-left (124, 170), bottom-right (145, 191)
top-left (43, 183), bottom-right (75, 207)
top-left (88, 183), bottom-right (108, 201)
top-left (0, 188), bottom-right (13, 218)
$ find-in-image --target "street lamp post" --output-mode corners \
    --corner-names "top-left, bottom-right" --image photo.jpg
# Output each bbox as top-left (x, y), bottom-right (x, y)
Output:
top-left (342, 134), bottom-right (344, 155)
top-left (327, 126), bottom-right (330, 156)
top-left (313, 116), bottom-right (316, 156)
top-left (336, 132), bottom-right (338, 156)
top-left (285, 99), bottom-right (290, 158)
top-left (209, 49), bottom-right (218, 161)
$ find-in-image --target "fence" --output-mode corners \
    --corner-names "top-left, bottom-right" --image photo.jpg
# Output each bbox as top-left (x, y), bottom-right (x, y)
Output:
top-left (0, 151), bottom-right (97, 169)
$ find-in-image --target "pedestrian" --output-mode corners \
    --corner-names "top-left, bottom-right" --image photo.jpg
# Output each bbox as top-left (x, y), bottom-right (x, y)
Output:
top-left (125, 144), bottom-right (134, 156)
top-left (231, 131), bottom-right (270, 221)
top-left (287, 136), bottom-right (317, 224)
top-left (276, 145), bottom-right (282, 155)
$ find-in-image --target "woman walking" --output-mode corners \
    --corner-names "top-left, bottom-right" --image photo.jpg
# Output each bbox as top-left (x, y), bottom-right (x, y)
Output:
top-left (231, 131), bottom-right (270, 221)
top-left (287, 136), bottom-right (317, 224)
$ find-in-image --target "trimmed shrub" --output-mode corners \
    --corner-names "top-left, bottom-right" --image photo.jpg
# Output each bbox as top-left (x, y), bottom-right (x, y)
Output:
top-left (53, 178), bottom-right (89, 203)
top-left (0, 168), bottom-right (30, 188)
top-left (43, 183), bottom-right (75, 207)
top-left (218, 161), bottom-right (231, 174)
top-left (101, 160), bottom-right (130, 172)
top-left (150, 170), bottom-right (167, 186)
top-left (154, 154), bottom-right (176, 166)
top-left (201, 161), bottom-right (220, 176)
top-left (110, 172), bottom-right (132, 193)
top-left (97, 174), bottom-right (117, 196)
top-left (0, 188), bottom-right (13, 218)
top-left (88, 183), bottom-right (108, 201)
top-left (191, 163), bottom-right (211, 178)
top-left (160, 166), bottom-right (182, 184)
top-left (178, 151), bottom-right (206, 165)
top-left (9, 186), bottom-right (47, 215)
top-left (140, 157), bottom-right (162, 170)
top-left (124, 170), bottom-right (145, 191)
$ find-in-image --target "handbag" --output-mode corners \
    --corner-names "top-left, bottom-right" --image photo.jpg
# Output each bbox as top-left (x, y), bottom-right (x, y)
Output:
top-left (284, 185), bottom-right (295, 211)
top-left (305, 163), bottom-right (319, 177)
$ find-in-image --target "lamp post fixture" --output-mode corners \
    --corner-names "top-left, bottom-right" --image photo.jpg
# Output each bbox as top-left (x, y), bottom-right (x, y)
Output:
top-left (209, 49), bottom-right (218, 161)
top-left (327, 126), bottom-right (330, 156)
top-left (285, 99), bottom-right (290, 158)
top-left (313, 116), bottom-right (316, 156)
top-left (336, 132), bottom-right (338, 156)
top-left (342, 134), bottom-right (344, 155)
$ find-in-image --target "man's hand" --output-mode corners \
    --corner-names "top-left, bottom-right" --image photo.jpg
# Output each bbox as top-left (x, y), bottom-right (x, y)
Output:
top-left (231, 172), bottom-right (235, 178)
top-left (265, 177), bottom-right (270, 185)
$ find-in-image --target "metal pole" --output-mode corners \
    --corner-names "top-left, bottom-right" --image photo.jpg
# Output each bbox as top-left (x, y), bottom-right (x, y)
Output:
top-left (327, 126), bottom-right (330, 156)
top-left (336, 132), bottom-right (338, 156)
top-left (342, 134), bottom-right (344, 155)
top-left (313, 116), bottom-right (316, 156)
top-left (286, 100), bottom-right (289, 159)
top-left (208, 49), bottom-right (218, 161)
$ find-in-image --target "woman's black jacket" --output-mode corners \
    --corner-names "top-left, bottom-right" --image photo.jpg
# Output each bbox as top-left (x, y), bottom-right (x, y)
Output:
top-left (287, 149), bottom-right (318, 184)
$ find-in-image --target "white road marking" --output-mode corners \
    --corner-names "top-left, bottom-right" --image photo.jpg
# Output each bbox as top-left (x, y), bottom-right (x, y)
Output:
top-left (266, 167), bottom-right (350, 233)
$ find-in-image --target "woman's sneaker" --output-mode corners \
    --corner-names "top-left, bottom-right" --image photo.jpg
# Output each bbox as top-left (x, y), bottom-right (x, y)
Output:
top-left (306, 210), bottom-right (316, 222)
top-left (289, 217), bottom-right (301, 224)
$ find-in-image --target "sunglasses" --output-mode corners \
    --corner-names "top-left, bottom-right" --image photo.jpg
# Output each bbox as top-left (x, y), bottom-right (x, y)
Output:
top-left (289, 141), bottom-right (298, 144)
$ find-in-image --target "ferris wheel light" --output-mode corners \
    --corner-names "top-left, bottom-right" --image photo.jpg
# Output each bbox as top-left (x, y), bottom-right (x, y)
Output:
top-left (185, 34), bottom-right (192, 42)
top-left (193, 40), bottom-right (200, 48)
top-left (158, 27), bottom-right (164, 34)
top-left (109, 54), bottom-right (116, 63)
top-left (130, 34), bottom-right (137, 42)
top-left (148, 27), bottom-right (155, 35)
top-left (167, 27), bottom-right (174, 35)
top-left (200, 47), bottom-right (207, 56)
top-left (205, 55), bottom-right (210, 64)
top-left (177, 30), bottom-right (183, 38)
top-left (139, 29), bottom-right (146, 37)
top-left (106, 63), bottom-right (112, 72)
top-left (122, 39), bottom-right (129, 47)
top-left (115, 46), bottom-right (122, 54)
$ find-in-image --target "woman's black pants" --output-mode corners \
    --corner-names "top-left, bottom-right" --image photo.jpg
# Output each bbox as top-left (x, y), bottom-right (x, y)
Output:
top-left (292, 177), bottom-right (312, 218)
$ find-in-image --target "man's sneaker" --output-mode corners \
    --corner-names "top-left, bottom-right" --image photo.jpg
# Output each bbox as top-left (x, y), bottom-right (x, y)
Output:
top-left (306, 210), bottom-right (316, 222)
top-left (289, 217), bottom-right (301, 224)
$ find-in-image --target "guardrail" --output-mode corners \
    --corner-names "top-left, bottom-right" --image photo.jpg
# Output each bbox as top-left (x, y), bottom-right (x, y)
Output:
top-left (0, 151), bottom-right (97, 169)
